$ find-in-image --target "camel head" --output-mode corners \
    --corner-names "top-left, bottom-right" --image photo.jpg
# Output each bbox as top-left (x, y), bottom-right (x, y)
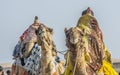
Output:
top-left (65, 27), bottom-right (83, 45)
top-left (36, 24), bottom-right (53, 48)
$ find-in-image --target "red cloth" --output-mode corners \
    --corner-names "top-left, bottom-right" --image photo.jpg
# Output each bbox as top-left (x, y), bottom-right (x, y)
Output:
top-left (20, 24), bottom-right (40, 43)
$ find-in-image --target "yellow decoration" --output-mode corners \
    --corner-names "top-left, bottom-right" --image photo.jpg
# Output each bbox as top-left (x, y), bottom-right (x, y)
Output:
top-left (98, 60), bottom-right (118, 75)
top-left (64, 52), bottom-right (73, 75)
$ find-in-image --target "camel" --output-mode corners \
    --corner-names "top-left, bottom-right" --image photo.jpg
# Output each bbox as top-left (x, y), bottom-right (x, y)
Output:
top-left (64, 27), bottom-right (103, 75)
top-left (12, 24), bottom-right (65, 75)
top-left (36, 24), bottom-right (65, 75)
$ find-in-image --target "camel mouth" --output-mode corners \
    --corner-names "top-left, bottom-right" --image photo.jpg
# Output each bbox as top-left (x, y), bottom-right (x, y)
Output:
top-left (70, 38), bottom-right (79, 44)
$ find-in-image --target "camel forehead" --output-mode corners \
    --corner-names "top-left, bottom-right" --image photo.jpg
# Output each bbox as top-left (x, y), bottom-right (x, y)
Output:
top-left (39, 26), bottom-right (46, 31)
top-left (38, 27), bottom-right (52, 36)
top-left (68, 27), bottom-right (79, 32)
top-left (68, 27), bottom-right (80, 36)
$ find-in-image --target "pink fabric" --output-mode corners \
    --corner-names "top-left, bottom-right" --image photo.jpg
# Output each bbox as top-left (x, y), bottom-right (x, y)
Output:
top-left (20, 24), bottom-right (40, 43)
top-left (20, 29), bottom-right (28, 40)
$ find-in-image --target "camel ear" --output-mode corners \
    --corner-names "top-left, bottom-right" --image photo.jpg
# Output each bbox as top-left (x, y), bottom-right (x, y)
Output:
top-left (49, 28), bottom-right (53, 34)
top-left (36, 26), bottom-right (41, 35)
top-left (77, 27), bottom-right (84, 36)
top-left (64, 28), bottom-right (67, 34)
top-left (79, 30), bottom-right (84, 36)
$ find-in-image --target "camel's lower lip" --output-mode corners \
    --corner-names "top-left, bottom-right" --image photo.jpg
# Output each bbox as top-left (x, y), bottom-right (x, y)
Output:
top-left (70, 39), bottom-right (78, 44)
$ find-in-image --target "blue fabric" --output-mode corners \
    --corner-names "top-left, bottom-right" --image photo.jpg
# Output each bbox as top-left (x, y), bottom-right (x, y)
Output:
top-left (12, 41), bottom-right (22, 57)
top-left (13, 43), bottom-right (41, 75)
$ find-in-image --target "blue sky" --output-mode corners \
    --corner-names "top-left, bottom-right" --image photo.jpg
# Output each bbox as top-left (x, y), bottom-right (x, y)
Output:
top-left (0, 0), bottom-right (120, 63)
